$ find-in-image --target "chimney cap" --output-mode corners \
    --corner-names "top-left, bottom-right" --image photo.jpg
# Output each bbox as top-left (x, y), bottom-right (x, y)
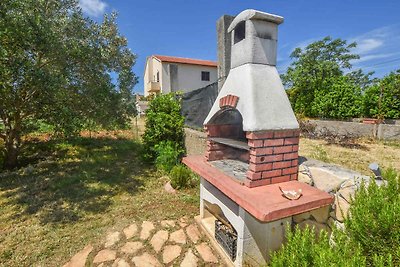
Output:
top-left (228, 9), bottom-right (284, 33)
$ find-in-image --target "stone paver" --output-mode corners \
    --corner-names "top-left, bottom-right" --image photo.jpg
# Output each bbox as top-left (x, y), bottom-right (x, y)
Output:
top-left (179, 217), bottom-right (188, 228)
top-left (195, 243), bottom-right (218, 263)
top-left (66, 218), bottom-right (222, 267)
top-left (170, 229), bottom-right (186, 244)
top-left (186, 224), bottom-right (201, 243)
top-left (150, 230), bottom-right (169, 253)
top-left (120, 241), bottom-right (143, 254)
top-left (180, 249), bottom-right (198, 267)
top-left (164, 181), bottom-right (176, 194)
top-left (123, 223), bottom-right (138, 239)
top-left (162, 245), bottom-right (182, 264)
top-left (93, 249), bottom-right (117, 263)
top-left (140, 221), bottom-right (155, 240)
top-left (105, 231), bottom-right (121, 248)
top-left (113, 258), bottom-right (130, 267)
top-left (161, 220), bottom-right (175, 228)
top-left (132, 252), bottom-right (161, 267)
top-left (63, 244), bottom-right (93, 267)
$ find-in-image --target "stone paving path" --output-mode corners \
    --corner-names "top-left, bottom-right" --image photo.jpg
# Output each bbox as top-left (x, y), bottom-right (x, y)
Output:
top-left (63, 217), bottom-right (224, 267)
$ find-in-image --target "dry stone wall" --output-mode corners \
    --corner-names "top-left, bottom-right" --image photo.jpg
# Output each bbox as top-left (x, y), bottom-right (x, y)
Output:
top-left (295, 158), bottom-right (383, 231)
top-left (184, 128), bottom-right (207, 156)
top-left (306, 119), bottom-right (400, 140)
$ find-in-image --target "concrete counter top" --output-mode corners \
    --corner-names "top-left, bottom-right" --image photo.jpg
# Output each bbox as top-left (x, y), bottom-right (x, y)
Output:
top-left (183, 155), bottom-right (334, 222)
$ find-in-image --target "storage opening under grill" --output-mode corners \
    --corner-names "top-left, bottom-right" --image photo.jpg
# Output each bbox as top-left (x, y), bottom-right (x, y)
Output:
top-left (215, 219), bottom-right (238, 261)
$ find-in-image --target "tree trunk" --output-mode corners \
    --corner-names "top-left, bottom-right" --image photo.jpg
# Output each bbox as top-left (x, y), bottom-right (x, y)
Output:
top-left (3, 140), bottom-right (19, 169)
top-left (2, 126), bottom-right (21, 170)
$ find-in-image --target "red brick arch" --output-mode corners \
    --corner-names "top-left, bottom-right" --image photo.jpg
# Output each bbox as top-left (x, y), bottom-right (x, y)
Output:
top-left (219, 94), bottom-right (239, 109)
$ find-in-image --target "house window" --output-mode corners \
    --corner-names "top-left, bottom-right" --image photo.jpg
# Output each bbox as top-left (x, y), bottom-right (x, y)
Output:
top-left (201, 71), bottom-right (210, 81)
top-left (156, 71), bottom-right (160, 82)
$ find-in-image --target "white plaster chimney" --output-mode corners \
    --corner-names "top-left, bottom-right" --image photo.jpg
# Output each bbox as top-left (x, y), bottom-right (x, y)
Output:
top-left (204, 9), bottom-right (298, 131)
top-left (229, 9), bottom-right (283, 68)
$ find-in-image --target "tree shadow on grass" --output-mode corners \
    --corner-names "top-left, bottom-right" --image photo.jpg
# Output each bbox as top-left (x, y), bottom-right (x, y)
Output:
top-left (0, 135), bottom-right (151, 225)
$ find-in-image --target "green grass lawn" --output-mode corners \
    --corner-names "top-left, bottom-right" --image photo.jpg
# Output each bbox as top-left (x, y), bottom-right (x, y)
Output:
top-left (0, 131), bottom-right (199, 266)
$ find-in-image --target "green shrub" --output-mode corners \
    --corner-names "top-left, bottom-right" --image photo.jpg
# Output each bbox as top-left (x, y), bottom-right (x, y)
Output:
top-left (362, 70), bottom-right (400, 119)
top-left (142, 93), bottom-right (185, 162)
top-left (269, 226), bottom-right (366, 267)
top-left (345, 168), bottom-right (400, 266)
top-left (270, 169), bottom-right (399, 267)
top-left (155, 141), bottom-right (184, 173)
top-left (169, 165), bottom-right (195, 190)
top-left (311, 76), bottom-right (363, 119)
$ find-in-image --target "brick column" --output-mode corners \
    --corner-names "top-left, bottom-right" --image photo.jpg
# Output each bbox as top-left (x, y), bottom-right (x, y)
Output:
top-left (245, 129), bottom-right (299, 187)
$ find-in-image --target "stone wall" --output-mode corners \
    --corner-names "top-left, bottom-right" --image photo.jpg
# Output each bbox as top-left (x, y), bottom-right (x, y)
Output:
top-left (306, 119), bottom-right (400, 140)
top-left (294, 158), bottom-right (381, 232)
top-left (378, 124), bottom-right (400, 140)
top-left (184, 128), bottom-right (207, 156)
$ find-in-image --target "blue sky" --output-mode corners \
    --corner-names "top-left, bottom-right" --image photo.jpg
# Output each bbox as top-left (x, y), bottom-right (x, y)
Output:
top-left (78, 0), bottom-right (400, 93)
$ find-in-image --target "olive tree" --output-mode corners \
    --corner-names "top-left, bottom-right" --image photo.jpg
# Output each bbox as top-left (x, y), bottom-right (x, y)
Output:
top-left (0, 0), bottom-right (137, 169)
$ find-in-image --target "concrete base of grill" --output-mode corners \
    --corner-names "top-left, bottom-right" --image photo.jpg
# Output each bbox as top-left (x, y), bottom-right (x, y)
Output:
top-left (199, 178), bottom-right (291, 266)
top-left (184, 155), bottom-right (333, 266)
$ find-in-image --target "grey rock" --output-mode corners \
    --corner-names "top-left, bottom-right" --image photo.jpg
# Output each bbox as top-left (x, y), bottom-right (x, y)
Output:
top-left (310, 206), bottom-right (330, 224)
top-left (308, 166), bottom-right (347, 193)
top-left (293, 212), bottom-right (310, 223)
top-left (334, 195), bottom-right (350, 222)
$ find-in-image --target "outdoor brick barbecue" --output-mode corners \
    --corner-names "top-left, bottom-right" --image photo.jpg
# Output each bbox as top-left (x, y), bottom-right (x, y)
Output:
top-left (183, 9), bottom-right (333, 266)
top-left (205, 125), bottom-right (300, 187)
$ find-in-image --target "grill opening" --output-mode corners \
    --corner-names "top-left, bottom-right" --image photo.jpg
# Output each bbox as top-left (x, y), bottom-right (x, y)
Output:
top-left (205, 109), bottom-right (250, 183)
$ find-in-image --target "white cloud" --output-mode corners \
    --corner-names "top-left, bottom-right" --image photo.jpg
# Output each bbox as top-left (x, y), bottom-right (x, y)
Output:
top-left (353, 38), bottom-right (383, 55)
top-left (278, 25), bottom-right (400, 77)
top-left (356, 53), bottom-right (394, 64)
top-left (79, 0), bottom-right (107, 17)
top-left (350, 25), bottom-right (400, 75)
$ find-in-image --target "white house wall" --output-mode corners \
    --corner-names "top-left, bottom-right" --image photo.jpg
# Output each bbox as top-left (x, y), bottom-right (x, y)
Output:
top-left (144, 57), bottom-right (163, 97)
top-left (171, 63), bottom-right (217, 93)
top-left (143, 59), bottom-right (151, 97)
top-left (144, 56), bottom-right (217, 96)
top-left (161, 63), bottom-right (171, 93)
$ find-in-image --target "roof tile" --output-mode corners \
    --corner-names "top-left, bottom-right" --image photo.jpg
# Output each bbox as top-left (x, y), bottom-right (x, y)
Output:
top-left (153, 55), bottom-right (217, 67)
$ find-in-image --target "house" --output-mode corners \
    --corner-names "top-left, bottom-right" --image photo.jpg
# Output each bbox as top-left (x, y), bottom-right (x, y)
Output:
top-left (144, 55), bottom-right (218, 97)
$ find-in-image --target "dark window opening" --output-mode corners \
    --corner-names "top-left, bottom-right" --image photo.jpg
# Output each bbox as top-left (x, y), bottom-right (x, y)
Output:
top-left (201, 71), bottom-right (210, 81)
top-left (234, 21), bottom-right (246, 44)
top-left (156, 71), bottom-right (160, 82)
